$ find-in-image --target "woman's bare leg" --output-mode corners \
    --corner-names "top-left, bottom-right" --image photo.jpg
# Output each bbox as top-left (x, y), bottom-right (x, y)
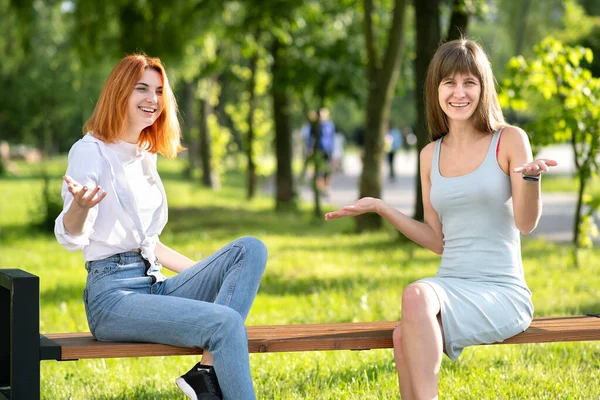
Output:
top-left (393, 324), bottom-right (415, 399)
top-left (201, 351), bottom-right (213, 365)
top-left (400, 283), bottom-right (444, 400)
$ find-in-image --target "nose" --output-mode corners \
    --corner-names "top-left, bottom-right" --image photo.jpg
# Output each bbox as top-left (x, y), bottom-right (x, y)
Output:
top-left (453, 84), bottom-right (466, 98)
top-left (147, 91), bottom-right (158, 104)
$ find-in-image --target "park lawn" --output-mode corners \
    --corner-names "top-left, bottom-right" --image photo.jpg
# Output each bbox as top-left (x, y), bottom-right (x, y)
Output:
top-left (0, 158), bottom-right (599, 399)
top-left (541, 174), bottom-right (600, 198)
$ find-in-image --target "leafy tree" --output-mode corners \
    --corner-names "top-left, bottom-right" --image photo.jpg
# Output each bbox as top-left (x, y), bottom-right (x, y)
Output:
top-left (0, 0), bottom-right (101, 153)
top-left (412, 0), bottom-right (477, 221)
top-left (290, 0), bottom-right (365, 217)
top-left (240, 0), bottom-right (366, 213)
top-left (355, 0), bottom-right (408, 231)
top-left (502, 37), bottom-right (599, 264)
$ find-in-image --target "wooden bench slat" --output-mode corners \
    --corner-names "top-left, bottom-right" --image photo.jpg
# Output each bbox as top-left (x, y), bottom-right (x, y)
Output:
top-left (42, 316), bottom-right (600, 361)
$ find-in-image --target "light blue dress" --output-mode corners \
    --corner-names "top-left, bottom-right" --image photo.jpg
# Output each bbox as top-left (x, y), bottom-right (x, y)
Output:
top-left (419, 130), bottom-right (533, 360)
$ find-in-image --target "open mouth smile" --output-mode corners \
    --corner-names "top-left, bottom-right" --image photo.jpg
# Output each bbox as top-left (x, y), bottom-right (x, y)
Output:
top-left (139, 106), bottom-right (156, 114)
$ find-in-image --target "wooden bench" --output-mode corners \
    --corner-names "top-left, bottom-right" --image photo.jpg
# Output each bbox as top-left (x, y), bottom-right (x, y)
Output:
top-left (3, 269), bottom-right (600, 400)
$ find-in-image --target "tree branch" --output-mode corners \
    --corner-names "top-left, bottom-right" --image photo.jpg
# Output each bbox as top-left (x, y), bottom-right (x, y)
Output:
top-left (380, 0), bottom-right (407, 93)
top-left (363, 0), bottom-right (378, 78)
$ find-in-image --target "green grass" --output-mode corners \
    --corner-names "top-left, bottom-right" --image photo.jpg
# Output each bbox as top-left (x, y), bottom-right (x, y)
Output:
top-left (1, 158), bottom-right (599, 399)
top-left (541, 174), bottom-right (600, 197)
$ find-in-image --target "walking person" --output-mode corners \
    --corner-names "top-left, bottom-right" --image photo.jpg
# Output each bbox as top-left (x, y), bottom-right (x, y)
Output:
top-left (325, 38), bottom-right (557, 399)
top-left (55, 54), bottom-right (267, 400)
top-left (385, 124), bottom-right (403, 180)
top-left (314, 108), bottom-right (336, 195)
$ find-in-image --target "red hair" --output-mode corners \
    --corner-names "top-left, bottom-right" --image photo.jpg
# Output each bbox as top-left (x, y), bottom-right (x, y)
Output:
top-left (84, 54), bottom-right (183, 158)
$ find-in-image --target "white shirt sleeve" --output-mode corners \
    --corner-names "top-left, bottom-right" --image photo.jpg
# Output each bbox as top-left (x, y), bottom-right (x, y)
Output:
top-left (54, 143), bottom-right (103, 251)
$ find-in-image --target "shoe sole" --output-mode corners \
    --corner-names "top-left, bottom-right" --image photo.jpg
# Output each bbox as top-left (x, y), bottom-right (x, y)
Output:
top-left (175, 377), bottom-right (198, 400)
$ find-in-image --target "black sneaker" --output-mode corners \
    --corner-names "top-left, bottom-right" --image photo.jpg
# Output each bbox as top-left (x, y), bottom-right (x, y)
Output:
top-left (175, 363), bottom-right (223, 400)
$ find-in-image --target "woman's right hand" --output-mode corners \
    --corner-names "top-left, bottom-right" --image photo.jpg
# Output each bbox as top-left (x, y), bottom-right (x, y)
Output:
top-left (325, 197), bottom-right (383, 220)
top-left (63, 175), bottom-right (106, 209)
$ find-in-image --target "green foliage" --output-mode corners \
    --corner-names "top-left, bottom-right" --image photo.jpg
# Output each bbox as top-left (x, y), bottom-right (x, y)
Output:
top-left (502, 37), bottom-right (600, 250)
top-left (225, 38), bottom-right (273, 177)
top-left (0, 0), bottom-right (29, 75)
top-left (207, 113), bottom-right (232, 179)
top-left (0, 1), bottom-right (105, 152)
top-left (1, 157), bottom-right (599, 399)
top-left (33, 168), bottom-right (64, 233)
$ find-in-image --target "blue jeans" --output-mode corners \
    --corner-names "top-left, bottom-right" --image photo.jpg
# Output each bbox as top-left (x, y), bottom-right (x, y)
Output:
top-left (83, 236), bottom-right (268, 400)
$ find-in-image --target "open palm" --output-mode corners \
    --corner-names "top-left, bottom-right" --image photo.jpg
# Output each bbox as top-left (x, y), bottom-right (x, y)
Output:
top-left (325, 197), bottom-right (380, 220)
top-left (63, 175), bottom-right (106, 209)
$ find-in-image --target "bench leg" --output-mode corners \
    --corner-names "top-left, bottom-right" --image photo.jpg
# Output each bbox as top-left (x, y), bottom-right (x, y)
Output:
top-left (0, 269), bottom-right (40, 400)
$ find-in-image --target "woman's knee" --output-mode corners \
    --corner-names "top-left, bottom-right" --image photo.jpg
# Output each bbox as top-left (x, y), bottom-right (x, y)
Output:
top-left (236, 236), bottom-right (268, 269)
top-left (216, 306), bottom-right (245, 332)
top-left (401, 284), bottom-right (438, 321)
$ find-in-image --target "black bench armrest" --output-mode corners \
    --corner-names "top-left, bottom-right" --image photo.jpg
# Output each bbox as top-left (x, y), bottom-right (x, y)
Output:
top-left (1, 268), bottom-right (41, 399)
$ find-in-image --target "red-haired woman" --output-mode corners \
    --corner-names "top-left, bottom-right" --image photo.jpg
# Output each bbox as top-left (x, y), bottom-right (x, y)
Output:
top-left (325, 39), bottom-right (557, 399)
top-left (55, 54), bottom-right (267, 400)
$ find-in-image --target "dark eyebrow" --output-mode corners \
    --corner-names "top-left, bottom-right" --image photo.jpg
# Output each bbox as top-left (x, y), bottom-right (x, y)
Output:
top-left (135, 82), bottom-right (163, 89)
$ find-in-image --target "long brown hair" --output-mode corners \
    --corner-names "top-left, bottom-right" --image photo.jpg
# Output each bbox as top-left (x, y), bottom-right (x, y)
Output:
top-left (425, 38), bottom-right (505, 141)
top-left (83, 54), bottom-right (183, 158)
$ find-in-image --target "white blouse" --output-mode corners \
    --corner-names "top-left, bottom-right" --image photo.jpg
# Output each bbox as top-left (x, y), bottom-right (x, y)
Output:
top-left (54, 133), bottom-right (168, 282)
top-left (108, 141), bottom-right (162, 232)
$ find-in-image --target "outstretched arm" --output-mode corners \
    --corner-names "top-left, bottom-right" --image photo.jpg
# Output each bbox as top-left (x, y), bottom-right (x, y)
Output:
top-left (325, 144), bottom-right (444, 254)
top-left (501, 126), bottom-right (558, 234)
top-left (62, 175), bottom-right (107, 236)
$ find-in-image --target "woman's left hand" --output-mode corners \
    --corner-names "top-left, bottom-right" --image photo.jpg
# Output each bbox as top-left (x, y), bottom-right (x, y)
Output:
top-left (325, 197), bottom-right (382, 220)
top-left (513, 159), bottom-right (558, 177)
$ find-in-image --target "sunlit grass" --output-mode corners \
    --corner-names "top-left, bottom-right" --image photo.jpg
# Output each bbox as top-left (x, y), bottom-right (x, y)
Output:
top-left (1, 157), bottom-right (599, 399)
top-left (542, 174), bottom-right (600, 197)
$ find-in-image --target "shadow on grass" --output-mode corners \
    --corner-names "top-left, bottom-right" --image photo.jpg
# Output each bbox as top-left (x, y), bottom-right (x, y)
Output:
top-left (167, 206), bottom-right (337, 238)
top-left (41, 282), bottom-right (84, 305)
top-left (258, 272), bottom-right (423, 297)
top-left (89, 387), bottom-right (186, 400)
top-left (0, 224), bottom-right (54, 244)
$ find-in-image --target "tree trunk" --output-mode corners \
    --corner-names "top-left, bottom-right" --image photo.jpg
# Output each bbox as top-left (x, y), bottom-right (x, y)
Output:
top-left (182, 80), bottom-right (200, 178)
top-left (214, 73), bottom-right (243, 152)
top-left (413, 0), bottom-right (441, 222)
top-left (271, 39), bottom-right (296, 211)
top-left (573, 169), bottom-right (585, 247)
top-left (246, 51), bottom-right (258, 199)
top-left (311, 113), bottom-right (323, 218)
top-left (447, 0), bottom-right (469, 41)
top-left (198, 77), bottom-right (218, 189)
top-left (356, 0), bottom-right (407, 232)
top-left (514, 0), bottom-right (532, 55)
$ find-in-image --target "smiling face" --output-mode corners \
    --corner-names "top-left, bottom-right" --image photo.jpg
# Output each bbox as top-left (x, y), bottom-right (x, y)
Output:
top-left (124, 68), bottom-right (164, 141)
top-left (438, 72), bottom-right (481, 124)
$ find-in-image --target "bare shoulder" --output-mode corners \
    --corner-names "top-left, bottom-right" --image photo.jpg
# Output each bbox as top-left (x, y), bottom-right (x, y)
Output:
top-left (501, 125), bottom-right (530, 147)
top-left (419, 141), bottom-right (436, 177)
top-left (420, 141), bottom-right (436, 162)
